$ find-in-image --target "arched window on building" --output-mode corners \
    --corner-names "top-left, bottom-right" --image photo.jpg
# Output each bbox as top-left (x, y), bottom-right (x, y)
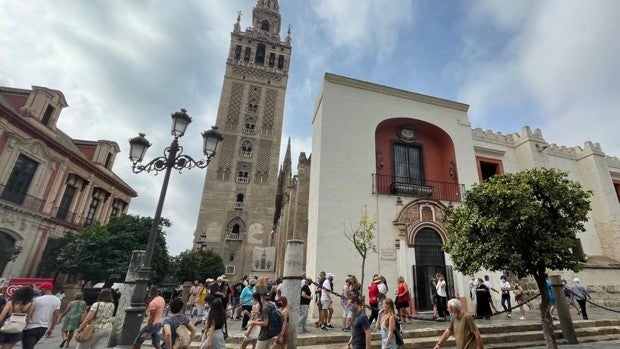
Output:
top-left (255, 43), bottom-right (266, 65)
top-left (260, 20), bottom-right (270, 31)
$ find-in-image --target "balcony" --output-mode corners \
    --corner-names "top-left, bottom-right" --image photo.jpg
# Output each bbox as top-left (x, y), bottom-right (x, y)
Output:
top-left (236, 177), bottom-right (249, 184)
top-left (235, 202), bottom-right (244, 210)
top-left (240, 150), bottom-right (253, 158)
top-left (372, 174), bottom-right (463, 202)
top-left (225, 232), bottom-right (246, 241)
top-left (0, 184), bottom-right (45, 213)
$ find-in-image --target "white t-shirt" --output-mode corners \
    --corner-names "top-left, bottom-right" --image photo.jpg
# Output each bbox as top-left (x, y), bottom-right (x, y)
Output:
top-left (320, 279), bottom-right (332, 301)
top-left (500, 280), bottom-right (511, 293)
top-left (26, 294), bottom-right (61, 329)
top-left (377, 283), bottom-right (387, 296)
top-left (436, 280), bottom-right (447, 297)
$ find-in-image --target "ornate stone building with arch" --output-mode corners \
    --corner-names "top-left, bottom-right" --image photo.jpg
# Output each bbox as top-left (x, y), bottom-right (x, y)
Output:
top-left (303, 73), bottom-right (620, 315)
top-left (0, 85), bottom-right (136, 281)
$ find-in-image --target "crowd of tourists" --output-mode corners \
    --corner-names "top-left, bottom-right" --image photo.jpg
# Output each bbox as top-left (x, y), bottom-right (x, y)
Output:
top-left (0, 272), bottom-right (593, 349)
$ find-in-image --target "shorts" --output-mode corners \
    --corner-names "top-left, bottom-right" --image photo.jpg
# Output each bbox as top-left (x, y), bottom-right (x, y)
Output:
top-left (549, 297), bottom-right (556, 306)
top-left (133, 322), bottom-right (162, 345)
top-left (0, 331), bottom-right (22, 345)
top-left (321, 299), bottom-right (332, 309)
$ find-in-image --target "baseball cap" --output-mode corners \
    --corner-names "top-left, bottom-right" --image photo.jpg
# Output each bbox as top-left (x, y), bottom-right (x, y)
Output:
top-left (40, 282), bottom-right (53, 290)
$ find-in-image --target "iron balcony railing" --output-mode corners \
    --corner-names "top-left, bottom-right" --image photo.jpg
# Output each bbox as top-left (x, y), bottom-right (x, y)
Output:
top-left (0, 184), bottom-right (45, 213)
top-left (372, 174), bottom-right (464, 202)
top-left (225, 232), bottom-right (246, 241)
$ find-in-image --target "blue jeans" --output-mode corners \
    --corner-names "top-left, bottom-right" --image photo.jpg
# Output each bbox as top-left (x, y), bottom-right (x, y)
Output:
top-left (133, 322), bottom-right (162, 346)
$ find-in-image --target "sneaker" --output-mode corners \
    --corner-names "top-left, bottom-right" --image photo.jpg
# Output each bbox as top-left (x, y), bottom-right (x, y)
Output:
top-left (552, 315), bottom-right (558, 320)
top-left (507, 313), bottom-right (511, 318)
top-left (520, 316), bottom-right (525, 320)
top-left (326, 324), bottom-right (334, 328)
top-left (320, 325), bottom-right (328, 331)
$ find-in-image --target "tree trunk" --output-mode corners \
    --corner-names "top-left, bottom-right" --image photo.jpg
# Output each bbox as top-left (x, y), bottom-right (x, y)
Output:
top-left (360, 257), bottom-right (366, 299)
top-left (534, 273), bottom-right (557, 349)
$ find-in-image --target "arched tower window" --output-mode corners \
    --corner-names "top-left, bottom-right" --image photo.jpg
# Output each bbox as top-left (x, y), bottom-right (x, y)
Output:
top-left (268, 53), bottom-right (275, 67)
top-left (277, 55), bottom-right (285, 69)
top-left (234, 45), bottom-right (242, 60)
top-left (256, 43), bottom-right (266, 65)
top-left (244, 47), bottom-right (252, 62)
top-left (232, 224), bottom-right (240, 234)
top-left (240, 140), bottom-right (253, 157)
top-left (236, 193), bottom-right (244, 202)
top-left (229, 253), bottom-right (235, 262)
top-left (261, 20), bottom-right (270, 31)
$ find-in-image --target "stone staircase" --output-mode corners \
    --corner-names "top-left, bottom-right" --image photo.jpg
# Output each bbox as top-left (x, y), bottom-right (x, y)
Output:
top-left (162, 318), bottom-right (620, 348)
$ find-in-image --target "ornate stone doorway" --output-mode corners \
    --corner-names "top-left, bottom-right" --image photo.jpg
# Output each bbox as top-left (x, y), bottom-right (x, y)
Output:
top-left (412, 227), bottom-right (452, 311)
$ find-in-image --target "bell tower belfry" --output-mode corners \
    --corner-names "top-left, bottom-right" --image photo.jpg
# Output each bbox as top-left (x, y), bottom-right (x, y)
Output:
top-left (194, 0), bottom-right (292, 279)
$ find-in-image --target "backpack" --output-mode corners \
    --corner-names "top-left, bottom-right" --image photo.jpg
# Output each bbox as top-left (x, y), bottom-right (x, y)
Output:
top-left (267, 303), bottom-right (283, 338)
top-left (172, 316), bottom-right (192, 349)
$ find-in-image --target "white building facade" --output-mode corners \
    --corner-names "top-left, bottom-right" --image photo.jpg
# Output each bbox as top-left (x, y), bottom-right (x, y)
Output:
top-left (307, 73), bottom-right (620, 313)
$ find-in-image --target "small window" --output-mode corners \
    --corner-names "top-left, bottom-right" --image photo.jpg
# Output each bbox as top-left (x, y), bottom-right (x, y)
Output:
top-left (236, 171), bottom-right (249, 183)
top-left (104, 153), bottom-right (113, 169)
top-left (476, 157), bottom-right (504, 182)
top-left (268, 53), bottom-right (275, 67)
top-left (42, 105), bottom-right (55, 125)
top-left (244, 47), bottom-right (251, 62)
top-left (232, 223), bottom-right (240, 234)
top-left (277, 55), bottom-right (284, 69)
top-left (225, 265), bottom-right (236, 275)
top-left (613, 181), bottom-right (620, 203)
top-left (234, 45), bottom-right (242, 60)
top-left (229, 253), bottom-right (235, 262)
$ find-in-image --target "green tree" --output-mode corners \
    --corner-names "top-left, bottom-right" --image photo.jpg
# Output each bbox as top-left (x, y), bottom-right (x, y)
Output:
top-left (171, 249), bottom-right (225, 283)
top-left (56, 214), bottom-right (171, 285)
top-left (344, 207), bottom-right (378, 288)
top-left (445, 168), bottom-right (591, 348)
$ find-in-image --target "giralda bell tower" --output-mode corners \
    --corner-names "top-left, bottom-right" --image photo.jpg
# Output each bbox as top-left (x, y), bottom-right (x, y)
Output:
top-left (194, 0), bottom-right (291, 280)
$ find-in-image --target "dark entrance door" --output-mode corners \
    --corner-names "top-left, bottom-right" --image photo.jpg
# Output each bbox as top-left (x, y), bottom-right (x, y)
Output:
top-left (412, 227), bottom-right (452, 311)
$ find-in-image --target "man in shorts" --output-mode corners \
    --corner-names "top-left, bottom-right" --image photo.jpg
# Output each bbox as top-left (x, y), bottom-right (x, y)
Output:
top-left (320, 273), bottom-right (334, 330)
top-left (132, 286), bottom-right (165, 349)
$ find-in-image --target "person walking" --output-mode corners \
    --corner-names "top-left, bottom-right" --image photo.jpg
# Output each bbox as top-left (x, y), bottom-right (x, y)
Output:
top-left (299, 278), bottom-right (312, 333)
top-left (499, 276), bottom-right (512, 318)
top-left (513, 281), bottom-right (527, 320)
top-left (380, 298), bottom-right (397, 349)
top-left (568, 278), bottom-right (591, 320)
top-left (272, 296), bottom-right (289, 349)
top-left (435, 273), bottom-right (448, 322)
top-left (345, 295), bottom-right (371, 349)
top-left (240, 293), bottom-right (262, 349)
top-left (430, 276), bottom-right (439, 320)
top-left (341, 277), bottom-right (352, 332)
top-left (0, 286), bottom-right (35, 349)
top-left (241, 279), bottom-right (257, 330)
top-left (21, 281), bottom-right (61, 349)
top-left (248, 293), bottom-right (278, 349)
top-left (320, 273), bottom-right (334, 330)
top-left (433, 299), bottom-right (484, 349)
top-left (395, 276), bottom-right (411, 323)
top-left (187, 281), bottom-right (200, 316)
top-left (203, 297), bottom-right (227, 349)
top-left (58, 292), bottom-right (87, 348)
top-left (162, 298), bottom-right (196, 349)
top-left (483, 275), bottom-right (499, 314)
top-left (545, 273), bottom-right (557, 320)
top-left (475, 278), bottom-right (492, 320)
top-left (76, 288), bottom-right (115, 349)
top-left (132, 286), bottom-right (165, 349)
top-left (367, 276), bottom-right (381, 328)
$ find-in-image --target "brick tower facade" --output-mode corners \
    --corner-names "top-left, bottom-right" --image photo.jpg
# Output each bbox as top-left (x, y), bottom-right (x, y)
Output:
top-left (194, 0), bottom-right (291, 280)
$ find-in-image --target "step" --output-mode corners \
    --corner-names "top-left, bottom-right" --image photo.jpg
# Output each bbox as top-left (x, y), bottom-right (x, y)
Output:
top-left (143, 318), bottom-right (620, 348)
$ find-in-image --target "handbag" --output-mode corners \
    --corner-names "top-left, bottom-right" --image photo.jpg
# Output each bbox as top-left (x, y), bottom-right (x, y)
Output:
top-left (245, 325), bottom-right (260, 340)
top-left (0, 313), bottom-right (28, 333)
top-left (393, 328), bottom-right (404, 347)
top-left (173, 315), bottom-right (192, 349)
top-left (75, 302), bottom-right (100, 343)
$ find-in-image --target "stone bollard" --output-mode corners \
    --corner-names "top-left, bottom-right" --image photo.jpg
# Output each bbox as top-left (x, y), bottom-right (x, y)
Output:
top-left (181, 281), bottom-right (191, 305)
top-left (550, 275), bottom-right (578, 344)
top-left (281, 239), bottom-right (304, 349)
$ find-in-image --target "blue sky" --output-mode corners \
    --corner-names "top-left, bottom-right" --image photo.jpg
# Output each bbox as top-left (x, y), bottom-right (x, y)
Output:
top-left (2, 0), bottom-right (619, 255)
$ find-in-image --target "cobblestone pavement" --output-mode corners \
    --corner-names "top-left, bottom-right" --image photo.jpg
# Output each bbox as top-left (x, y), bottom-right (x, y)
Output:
top-left (13, 304), bottom-right (620, 348)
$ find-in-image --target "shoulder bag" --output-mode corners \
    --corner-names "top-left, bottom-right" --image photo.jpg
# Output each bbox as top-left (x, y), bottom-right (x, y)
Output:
top-left (173, 315), bottom-right (192, 349)
top-left (75, 302), bottom-right (100, 342)
top-left (0, 303), bottom-right (32, 334)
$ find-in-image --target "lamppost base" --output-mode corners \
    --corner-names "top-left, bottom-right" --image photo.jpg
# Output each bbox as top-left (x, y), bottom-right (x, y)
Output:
top-left (115, 305), bottom-right (146, 347)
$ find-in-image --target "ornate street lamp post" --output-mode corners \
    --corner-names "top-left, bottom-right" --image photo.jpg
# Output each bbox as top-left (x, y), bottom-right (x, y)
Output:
top-left (117, 109), bottom-right (222, 346)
